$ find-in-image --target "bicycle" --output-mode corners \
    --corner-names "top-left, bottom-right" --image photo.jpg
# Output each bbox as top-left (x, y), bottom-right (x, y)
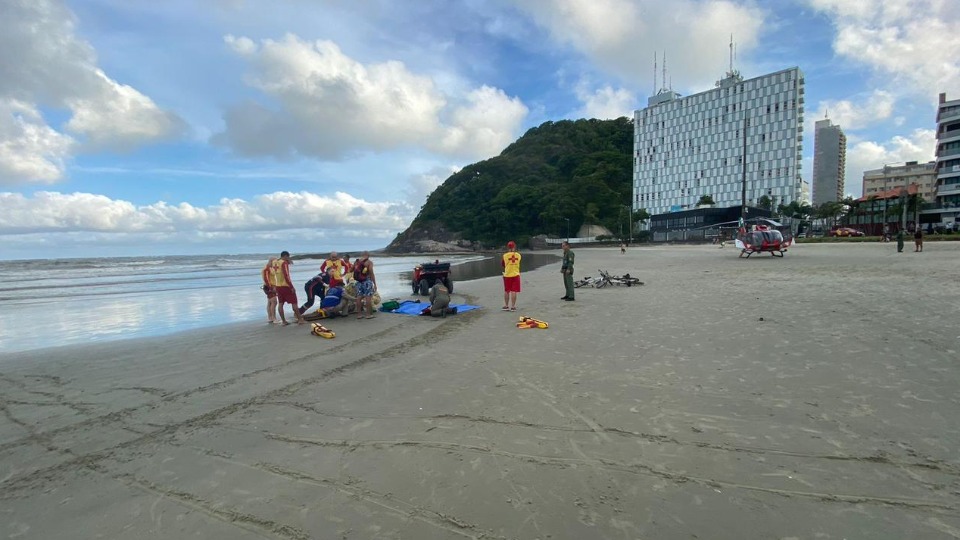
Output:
top-left (574, 275), bottom-right (602, 288)
top-left (597, 269), bottom-right (643, 287)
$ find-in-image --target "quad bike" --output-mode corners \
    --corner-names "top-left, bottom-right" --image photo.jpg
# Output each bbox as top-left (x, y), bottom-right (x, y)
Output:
top-left (412, 261), bottom-right (453, 296)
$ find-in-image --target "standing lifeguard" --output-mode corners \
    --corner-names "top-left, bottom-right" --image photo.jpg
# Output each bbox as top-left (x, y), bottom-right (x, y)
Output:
top-left (501, 241), bottom-right (521, 311)
top-left (271, 251), bottom-right (306, 325)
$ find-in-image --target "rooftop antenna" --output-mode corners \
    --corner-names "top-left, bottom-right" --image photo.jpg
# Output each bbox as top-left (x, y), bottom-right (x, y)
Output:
top-left (729, 34), bottom-right (734, 73)
top-left (653, 51), bottom-right (657, 95)
top-left (662, 51), bottom-right (667, 92)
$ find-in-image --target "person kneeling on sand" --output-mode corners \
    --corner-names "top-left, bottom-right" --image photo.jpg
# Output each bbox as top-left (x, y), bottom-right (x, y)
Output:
top-left (429, 281), bottom-right (450, 317)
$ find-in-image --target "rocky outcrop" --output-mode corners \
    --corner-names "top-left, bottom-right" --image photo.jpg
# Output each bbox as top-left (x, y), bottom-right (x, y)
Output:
top-left (384, 221), bottom-right (481, 254)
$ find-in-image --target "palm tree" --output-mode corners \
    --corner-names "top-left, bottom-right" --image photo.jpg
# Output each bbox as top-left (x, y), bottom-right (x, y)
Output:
top-left (840, 196), bottom-right (859, 226)
top-left (757, 195), bottom-right (774, 212)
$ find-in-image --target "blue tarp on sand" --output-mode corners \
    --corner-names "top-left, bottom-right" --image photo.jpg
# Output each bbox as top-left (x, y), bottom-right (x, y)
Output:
top-left (388, 301), bottom-right (481, 316)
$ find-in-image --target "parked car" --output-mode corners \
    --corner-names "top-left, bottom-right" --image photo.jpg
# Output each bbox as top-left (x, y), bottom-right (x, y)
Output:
top-left (831, 227), bottom-right (865, 237)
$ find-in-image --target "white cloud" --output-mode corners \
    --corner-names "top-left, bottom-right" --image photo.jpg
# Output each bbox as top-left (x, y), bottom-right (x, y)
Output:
top-left (507, 0), bottom-right (766, 91)
top-left (216, 34), bottom-right (528, 161)
top-left (844, 128), bottom-right (936, 196)
top-left (0, 99), bottom-right (75, 183)
top-left (0, 0), bottom-right (185, 184)
top-left (405, 165), bottom-right (459, 206)
top-left (808, 0), bottom-right (960, 100)
top-left (814, 90), bottom-right (896, 130)
top-left (0, 190), bottom-right (414, 235)
top-left (65, 70), bottom-right (186, 152)
top-left (574, 82), bottom-right (636, 120)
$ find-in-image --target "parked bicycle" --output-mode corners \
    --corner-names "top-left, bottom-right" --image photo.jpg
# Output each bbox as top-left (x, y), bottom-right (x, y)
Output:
top-left (574, 274), bottom-right (602, 288)
top-left (597, 269), bottom-right (644, 287)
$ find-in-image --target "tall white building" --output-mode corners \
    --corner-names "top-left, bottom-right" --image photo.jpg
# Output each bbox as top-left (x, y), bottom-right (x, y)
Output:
top-left (933, 92), bottom-right (960, 225)
top-left (812, 118), bottom-right (846, 205)
top-left (633, 67), bottom-right (805, 216)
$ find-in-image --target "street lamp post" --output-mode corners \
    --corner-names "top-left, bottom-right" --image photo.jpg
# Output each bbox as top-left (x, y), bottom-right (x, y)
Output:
top-left (564, 218), bottom-right (570, 241)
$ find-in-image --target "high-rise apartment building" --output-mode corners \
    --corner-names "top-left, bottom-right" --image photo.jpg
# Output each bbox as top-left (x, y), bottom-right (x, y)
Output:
top-left (812, 118), bottom-right (846, 205)
top-left (933, 92), bottom-right (960, 225)
top-left (862, 161), bottom-right (936, 202)
top-left (633, 67), bottom-right (805, 216)
top-left (800, 179), bottom-right (811, 205)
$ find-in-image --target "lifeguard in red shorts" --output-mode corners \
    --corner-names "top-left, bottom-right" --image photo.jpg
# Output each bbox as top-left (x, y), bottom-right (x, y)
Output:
top-left (270, 251), bottom-right (306, 325)
top-left (501, 241), bottom-right (522, 312)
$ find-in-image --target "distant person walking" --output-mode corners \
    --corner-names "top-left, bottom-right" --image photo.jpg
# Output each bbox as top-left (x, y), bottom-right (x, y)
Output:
top-left (271, 251), bottom-right (306, 325)
top-left (261, 257), bottom-right (279, 324)
top-left (620, 242), bottom-right (626, 254)
top-left (896, 229), bottom-right (905, 253)
top-left (501, 240), bottom-right (521, 311)
top-left (914, 229), bottom-right (923, 252)
top-left (352, 251), bottom-right (378, 319)
top-left (560, 241), bottom-right (575, 301)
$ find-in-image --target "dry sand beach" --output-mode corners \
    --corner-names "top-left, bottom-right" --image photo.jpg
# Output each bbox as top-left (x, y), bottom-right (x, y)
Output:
top-left (2, 242), bottom-right (959, 539)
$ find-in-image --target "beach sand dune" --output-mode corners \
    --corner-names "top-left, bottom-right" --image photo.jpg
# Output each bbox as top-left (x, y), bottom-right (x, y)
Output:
top-left (2, 243), bottom-right (959, 539)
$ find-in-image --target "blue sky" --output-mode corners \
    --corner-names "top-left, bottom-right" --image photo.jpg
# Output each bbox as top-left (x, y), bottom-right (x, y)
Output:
top-left (1, 0), bottom-right (956, 259)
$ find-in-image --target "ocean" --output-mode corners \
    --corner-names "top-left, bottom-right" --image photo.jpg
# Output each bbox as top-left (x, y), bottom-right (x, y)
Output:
top-left (0, 252), bottom-right (559, 354)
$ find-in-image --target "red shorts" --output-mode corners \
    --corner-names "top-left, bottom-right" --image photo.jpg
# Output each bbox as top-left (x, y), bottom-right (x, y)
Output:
top-left (503, 276), bottom-right (521, 292)
top-left (275, 286), bottom-right (298, 304)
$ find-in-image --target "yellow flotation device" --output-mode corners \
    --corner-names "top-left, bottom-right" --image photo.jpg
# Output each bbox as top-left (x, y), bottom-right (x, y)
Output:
top-left (311, 323), bottom-right (335, 339)
top-left (303, 308), bottom-right (328, 321)
top-left (516, 316), bottom-right (548, 329)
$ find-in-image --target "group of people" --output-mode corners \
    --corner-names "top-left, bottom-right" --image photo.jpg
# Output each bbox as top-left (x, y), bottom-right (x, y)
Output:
top-left (500, 240), bottom-right (576, 310)
top-left (261, 250), bottom-right (378, 325)
top-left (262, 241), bottom-right (577, 326)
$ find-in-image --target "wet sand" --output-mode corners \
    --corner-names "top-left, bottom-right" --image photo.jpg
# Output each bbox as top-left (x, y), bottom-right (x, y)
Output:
top-left (1, 242), bottom-right (959, 539)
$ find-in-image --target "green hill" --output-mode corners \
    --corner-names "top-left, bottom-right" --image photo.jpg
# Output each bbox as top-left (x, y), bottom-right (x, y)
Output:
top-left (388, 117), bottom-right (638, 252)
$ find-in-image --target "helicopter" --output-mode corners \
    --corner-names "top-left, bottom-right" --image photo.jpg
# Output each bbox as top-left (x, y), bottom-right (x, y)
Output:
top-left (712, 218), bottom-right (793, 258)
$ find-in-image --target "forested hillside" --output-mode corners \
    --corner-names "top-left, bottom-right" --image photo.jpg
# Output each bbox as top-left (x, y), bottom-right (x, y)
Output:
top-left (388, 117), bottom-right (639, 251)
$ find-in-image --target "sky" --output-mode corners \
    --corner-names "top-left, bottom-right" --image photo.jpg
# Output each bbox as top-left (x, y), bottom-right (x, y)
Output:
top-left (1, 0), bottom-right (957, 260)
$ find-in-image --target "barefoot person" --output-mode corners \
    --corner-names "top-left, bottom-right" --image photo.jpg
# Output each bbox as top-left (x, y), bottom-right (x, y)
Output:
top-left (501, 240), bottom-right (521, 311)
top-left (271, 251), bottom-right (306, 325)
top-left (352, 251), bottom-right (378, 319)
top-left (261, 257), bottom-right (279, 324)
